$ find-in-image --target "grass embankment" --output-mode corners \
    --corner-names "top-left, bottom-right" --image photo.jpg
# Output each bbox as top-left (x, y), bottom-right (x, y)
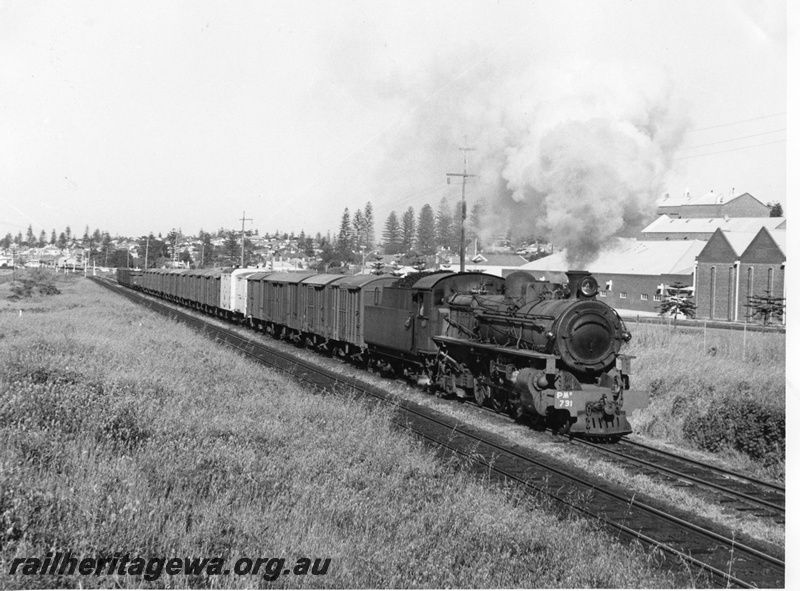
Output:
top-left (0, 274), bottom-right (683, 589)
top-left (626, 319), bottom-right (785, 481)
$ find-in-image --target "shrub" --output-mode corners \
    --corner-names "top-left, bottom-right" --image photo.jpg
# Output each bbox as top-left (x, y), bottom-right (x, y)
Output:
top-left (6, 272), bottom-right (61, 300)
top-left (683, 396), bottom-right (785, 465)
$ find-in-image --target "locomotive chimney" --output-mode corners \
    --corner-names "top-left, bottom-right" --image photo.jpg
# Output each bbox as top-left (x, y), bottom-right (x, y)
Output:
top-left (565, 270), bottom-right (591, 298)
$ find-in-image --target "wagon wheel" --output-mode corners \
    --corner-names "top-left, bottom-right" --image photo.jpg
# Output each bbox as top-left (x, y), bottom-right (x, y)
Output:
top-left (474, 382), bottom-right (489, 407)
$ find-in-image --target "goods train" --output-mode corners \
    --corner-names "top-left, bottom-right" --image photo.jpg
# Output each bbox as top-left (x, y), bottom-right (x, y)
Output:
top-left (116, 267), bottom-right (648, 439)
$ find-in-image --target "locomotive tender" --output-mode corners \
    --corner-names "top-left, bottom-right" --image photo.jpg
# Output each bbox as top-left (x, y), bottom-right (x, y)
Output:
top-left (116, 266), bottom-right (647, 439)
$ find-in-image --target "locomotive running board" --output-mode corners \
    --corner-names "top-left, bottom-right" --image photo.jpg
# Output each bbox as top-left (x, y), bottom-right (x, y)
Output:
top-left (432, 335), bottom-right (557, 362)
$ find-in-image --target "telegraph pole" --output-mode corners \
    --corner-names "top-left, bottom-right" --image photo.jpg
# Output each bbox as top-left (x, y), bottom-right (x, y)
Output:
top-left (171, 230), bottom-right (180, 267)
top-left (239, 211), bottom-right (253, 268)
top-left (446, 144), bottom-right (475, 272)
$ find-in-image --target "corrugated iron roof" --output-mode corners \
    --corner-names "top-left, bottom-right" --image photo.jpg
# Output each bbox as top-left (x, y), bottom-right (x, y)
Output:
top-left (658, 190), bottom-right (763, 208)
top-left (642, 215), bottom-right (785, 235)
top-left (718, 231), bottom-right (756, 256)
top-left (520, 238), bottom-right (706, 276)
top-left (719, 228), bottom-right (786, 258)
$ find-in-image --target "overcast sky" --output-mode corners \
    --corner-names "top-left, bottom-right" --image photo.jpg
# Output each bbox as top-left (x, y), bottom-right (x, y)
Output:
top-left (0, 0), bottom-right (790, 241)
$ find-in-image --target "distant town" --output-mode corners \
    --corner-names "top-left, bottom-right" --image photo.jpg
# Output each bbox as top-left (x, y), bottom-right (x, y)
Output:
top-left (1, 189), bottom-right (786, 322)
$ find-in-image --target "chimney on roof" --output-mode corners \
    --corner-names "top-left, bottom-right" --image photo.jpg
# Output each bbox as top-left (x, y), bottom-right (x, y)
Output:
top-left (731, 187), bottom-right (735, 195)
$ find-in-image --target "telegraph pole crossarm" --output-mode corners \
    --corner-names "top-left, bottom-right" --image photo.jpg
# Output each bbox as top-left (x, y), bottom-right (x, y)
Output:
top-left (446, 145), bottom-right (475, 273)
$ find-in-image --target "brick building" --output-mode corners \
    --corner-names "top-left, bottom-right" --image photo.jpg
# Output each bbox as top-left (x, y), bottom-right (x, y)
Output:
top-left (695, 227), bottom-right (786, 323)
top-left (657, 190), bottom-right (770, 218)
top-left (518, 239), bottom-right (705, 316)
top-left (640, 215), bottom-right (785, 241)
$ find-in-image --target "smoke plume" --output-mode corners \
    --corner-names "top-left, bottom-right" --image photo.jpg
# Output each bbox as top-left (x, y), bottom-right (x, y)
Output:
top-left (327, 46), bottom-right (690, 266)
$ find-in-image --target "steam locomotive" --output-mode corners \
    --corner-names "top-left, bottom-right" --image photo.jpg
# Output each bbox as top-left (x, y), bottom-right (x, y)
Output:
top-left (116, 267), bottom-right (648, 439)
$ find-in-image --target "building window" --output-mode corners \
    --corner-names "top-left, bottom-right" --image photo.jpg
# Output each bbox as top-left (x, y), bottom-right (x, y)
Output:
top-left (599, 290), bottom-right (607, 297)
top-left (767, 267), bottom-right (774, 295)
top-left (653, 294), bottom-right (662, 302)
top-left (619, 292), bottom-right (627, 299)
top-left (728, 266), bottom-right (735, 321)
top-left (640, 294), bottom-right (648, 300)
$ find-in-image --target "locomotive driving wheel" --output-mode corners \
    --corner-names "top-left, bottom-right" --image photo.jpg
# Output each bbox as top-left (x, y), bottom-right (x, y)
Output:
top-left (474, 382), bottom-right (490, 407)
top-left (491, 388), bottom-right (508, 414)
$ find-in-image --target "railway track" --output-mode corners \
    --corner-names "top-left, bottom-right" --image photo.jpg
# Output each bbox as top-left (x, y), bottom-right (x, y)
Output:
top-left (586, 437), bottom-right (785, 518)
top-left (93, 277), bottom-right (785, 588)
top-left (466, 399), bottom-right (785, 523)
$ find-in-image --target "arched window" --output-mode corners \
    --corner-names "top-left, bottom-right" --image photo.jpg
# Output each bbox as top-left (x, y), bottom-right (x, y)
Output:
top-left (728, 266), bottom-right (735, 320)
top-left (709, 266), bottom-right (716, 319)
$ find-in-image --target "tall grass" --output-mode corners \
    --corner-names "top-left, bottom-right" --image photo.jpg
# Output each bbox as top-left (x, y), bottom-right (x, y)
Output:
top-left (0, 279), bottom-right (684, 588)
top-left (625, 319), bottom-right (785, 479)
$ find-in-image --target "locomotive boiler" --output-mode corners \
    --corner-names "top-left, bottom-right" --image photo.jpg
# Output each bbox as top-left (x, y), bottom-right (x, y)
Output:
top-left (429, 270), bottom-right (648, 438)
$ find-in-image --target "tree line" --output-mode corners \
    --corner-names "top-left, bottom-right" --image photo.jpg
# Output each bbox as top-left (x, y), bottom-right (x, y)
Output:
top-left (1, 224), bottom-right (111, 252)
top-left (380, 197), bottom-right (486, 257)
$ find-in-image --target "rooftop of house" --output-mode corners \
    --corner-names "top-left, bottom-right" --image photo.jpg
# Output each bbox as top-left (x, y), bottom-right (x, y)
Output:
top-left (470, 253), bottom-right (529, 266)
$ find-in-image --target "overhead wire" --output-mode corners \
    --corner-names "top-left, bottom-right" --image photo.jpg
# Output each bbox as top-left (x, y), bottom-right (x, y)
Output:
top-left (676, 129), bottom-right (785, 151)
top-left (674, 139), bottom-right (785, 160)
top-left (685, 112), bottom-right (785, 133)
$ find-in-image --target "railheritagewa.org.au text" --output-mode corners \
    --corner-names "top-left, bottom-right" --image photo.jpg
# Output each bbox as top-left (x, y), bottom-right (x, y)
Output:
top-left (9, 553), bottom-right (331, 582)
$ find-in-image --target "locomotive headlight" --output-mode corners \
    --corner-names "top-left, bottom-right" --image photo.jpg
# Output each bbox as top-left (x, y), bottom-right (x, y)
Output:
top-left (579, 276), bottom-right (598, 298)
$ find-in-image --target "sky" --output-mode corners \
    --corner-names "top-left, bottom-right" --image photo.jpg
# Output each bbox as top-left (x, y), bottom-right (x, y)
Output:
top-left (0, 0), bottom-right (790, 245)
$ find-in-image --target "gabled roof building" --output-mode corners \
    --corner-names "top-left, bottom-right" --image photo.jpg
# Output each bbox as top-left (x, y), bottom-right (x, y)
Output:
top-left (657, 189), bottom-right (770, 219)
top-left (695, 227), bottom-right (786, 323)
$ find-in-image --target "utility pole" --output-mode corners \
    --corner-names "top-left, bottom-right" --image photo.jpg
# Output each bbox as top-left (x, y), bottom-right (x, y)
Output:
top-left (446, 143), bottom-right (475, 273)
top-left (144, 236), bottom-right (150, 270)
top-left (239, 211), bottom-right (253, 268)
top-left (172, 230), bottom-right (180, 267)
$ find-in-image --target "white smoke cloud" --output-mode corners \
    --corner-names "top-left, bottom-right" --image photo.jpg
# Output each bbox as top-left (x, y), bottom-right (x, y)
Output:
top-left (326, 44), bottom-right (690, 266)
top-left (492, 62), bottom-right (690, 265)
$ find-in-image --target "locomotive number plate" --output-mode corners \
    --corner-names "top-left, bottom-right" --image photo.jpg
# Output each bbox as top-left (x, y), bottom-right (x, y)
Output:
top-left (555, 391), bottom-right (573, 408)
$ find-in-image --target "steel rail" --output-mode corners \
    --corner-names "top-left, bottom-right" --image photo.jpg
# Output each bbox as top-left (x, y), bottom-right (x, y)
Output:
top-left (568, 437), bottom-right (784, 513)
top-left (619, 437), bottom-right (785, 493)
